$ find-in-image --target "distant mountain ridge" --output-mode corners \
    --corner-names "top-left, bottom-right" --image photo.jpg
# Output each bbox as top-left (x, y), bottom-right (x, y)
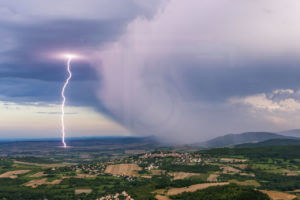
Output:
top-left (202, 132), bottom-right (294, 148)
top-left (278, 129), bottom-right (300, 138)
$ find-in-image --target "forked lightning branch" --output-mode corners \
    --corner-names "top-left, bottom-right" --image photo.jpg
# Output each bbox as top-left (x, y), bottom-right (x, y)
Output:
top-left (60, 54), bottom-right (77, 148)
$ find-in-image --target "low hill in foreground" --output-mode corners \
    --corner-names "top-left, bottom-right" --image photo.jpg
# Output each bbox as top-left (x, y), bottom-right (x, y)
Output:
top-left (205, 143), bottom-right (300, 160)
top-left (235, 138), bottom-right (300, 148)
top-left (169, 184), bottom-right (270, 200)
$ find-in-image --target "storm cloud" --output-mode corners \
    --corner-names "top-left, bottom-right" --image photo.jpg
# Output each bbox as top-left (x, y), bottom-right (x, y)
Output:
top-left (1, 0), bottom-right (300, 142)
top-left (0, 0), bottom-right (163, 106)
top-left (97, 0), bottom-right (300, 143)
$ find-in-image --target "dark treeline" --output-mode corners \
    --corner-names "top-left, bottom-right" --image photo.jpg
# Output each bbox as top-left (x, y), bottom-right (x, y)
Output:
top-left (204, 145), bottom-right (300, 161)
top-left (160, 164), bottom-right (219, 173)
top-left (170, 184), bottom-right (270, 200)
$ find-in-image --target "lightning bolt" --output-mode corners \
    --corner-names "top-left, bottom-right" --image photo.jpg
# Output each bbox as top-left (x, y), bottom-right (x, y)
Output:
top-left (61, 57), bottom-right (73, 148)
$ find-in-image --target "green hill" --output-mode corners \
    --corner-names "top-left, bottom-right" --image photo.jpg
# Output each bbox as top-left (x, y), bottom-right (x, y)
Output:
top-left (170, 184), bottom-right (270, 200)
top-left (235, 138), bottom-right (300, 148)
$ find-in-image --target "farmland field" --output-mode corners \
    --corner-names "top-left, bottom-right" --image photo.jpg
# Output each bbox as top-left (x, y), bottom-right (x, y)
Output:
top-left (0, 138), bottom-right (300, 199)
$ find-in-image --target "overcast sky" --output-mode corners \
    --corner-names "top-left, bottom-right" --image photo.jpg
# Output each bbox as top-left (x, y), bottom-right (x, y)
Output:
top-left (1, 0), bottom-right (300, 143)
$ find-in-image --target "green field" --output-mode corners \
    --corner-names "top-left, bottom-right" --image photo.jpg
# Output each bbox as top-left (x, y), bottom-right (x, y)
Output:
top-left (0, 140), bottom-right (300, 199)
